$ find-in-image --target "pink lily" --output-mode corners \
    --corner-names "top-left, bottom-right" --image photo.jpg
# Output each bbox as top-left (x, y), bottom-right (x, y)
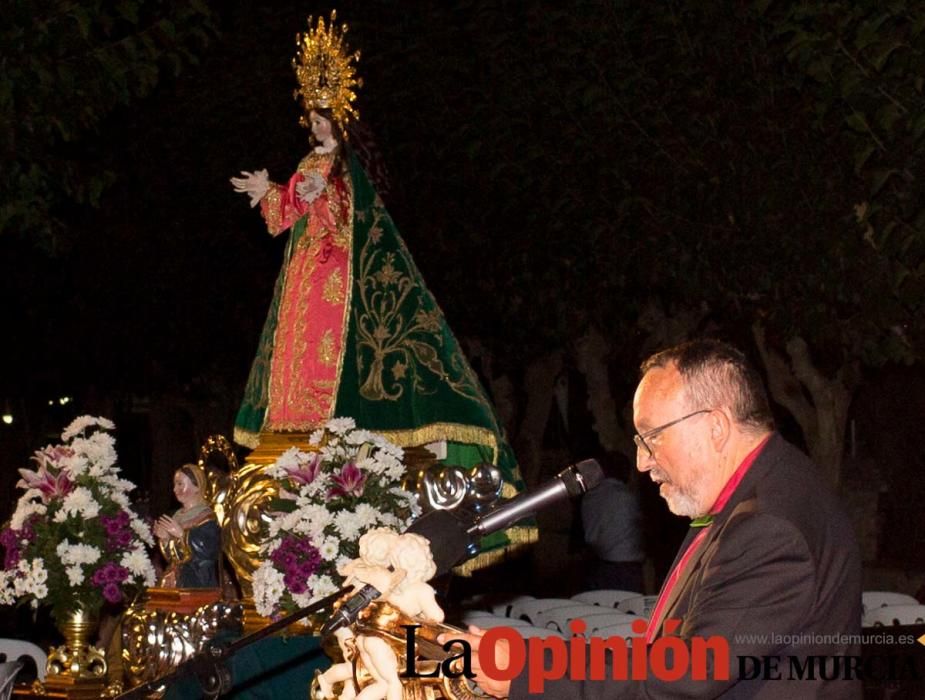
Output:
top-left (284, 452), bottom-right (324, 486)
top-left (329, 462), bottom-right (367, 498)
top-left (17, 458), bottom-right (73, 503)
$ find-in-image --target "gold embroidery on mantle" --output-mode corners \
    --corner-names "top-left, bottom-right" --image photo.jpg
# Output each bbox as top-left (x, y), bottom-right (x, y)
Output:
top-left (353, 202), bottom-right (493, 414)
top-left (318, 328), bottom-right (336, 366)
top-left (322, 268), bottom-right (345, 304)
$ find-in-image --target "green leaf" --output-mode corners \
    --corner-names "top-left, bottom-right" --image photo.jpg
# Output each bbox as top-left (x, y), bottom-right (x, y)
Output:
top-left (872, 40), bottom-right (906, 72)
top-left (870, 168), bottom-right (898, 196)
top-left (845, 112), bottom-right (870, 133)
top-left (854, 143), bottom-right (876, 174)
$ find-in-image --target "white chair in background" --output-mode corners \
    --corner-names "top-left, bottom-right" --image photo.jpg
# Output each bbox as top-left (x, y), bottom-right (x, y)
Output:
top-left (490, 595), bottom-right (536, 618)
top-left (615, 595), bottom-right (658, 618)
top-left (509, 598), bottom-right (577, 624)
top-left (861, 591), bottom-right (919, 614)
top-left (0, 639), bottom-right (46, 681)
top-left (0, 661), bottom-right (23, 700)
top-left (862, 604), bottom-right (925, 627)
top-left (535, 604), bottom-right (614, 633)
top-left (590, 622), bottom-right (640, 640)
top-left (572, 590), bottom-right (642, 608)
top-left (580, 612), bottom-right (646, 638)
top-left (516, 626), bottom-right (567, 639)
top-left (459, 611), bottom-right (534, 629)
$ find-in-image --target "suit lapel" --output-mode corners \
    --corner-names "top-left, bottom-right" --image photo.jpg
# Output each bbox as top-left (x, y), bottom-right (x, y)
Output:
top-left (652, 434), bottom-right (784, 637)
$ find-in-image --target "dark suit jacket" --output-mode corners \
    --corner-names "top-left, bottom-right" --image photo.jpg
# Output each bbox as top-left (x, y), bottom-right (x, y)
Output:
top-left (510, 433), bottom-right (862, 699)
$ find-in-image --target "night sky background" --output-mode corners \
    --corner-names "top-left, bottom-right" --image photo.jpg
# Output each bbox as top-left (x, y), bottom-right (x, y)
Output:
top-left (4, 1), bottom-right (925, 581)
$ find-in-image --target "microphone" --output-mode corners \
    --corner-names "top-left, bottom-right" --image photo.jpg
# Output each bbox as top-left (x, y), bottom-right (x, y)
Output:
top-left (321, 459), bottom-right (603, 637)
top-left (407, 458), bottom-right (603, 574)
top-left (467, 458), bottom-right (603, 537)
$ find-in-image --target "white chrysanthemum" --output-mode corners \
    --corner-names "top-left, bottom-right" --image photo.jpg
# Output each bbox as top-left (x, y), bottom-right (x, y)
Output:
top-left (61, 415), bottom-right (115, 442)
top-left (13, 559), bottom-right (49, 600)
top-left (252, 562), bottom-right (286, 617)
top-left (333, 510), bottom-right (362, 541)
top-left (298, 504), bottom-right (333, 533)
top-left (377, 512), bottom-right (401, 530)
top-left (108, 491), bottom-right (130, 509)
top-left (319, 445), bottom-right (347, 464)
top-left (273, 447), bottom-right (303, 472)
top-left (56, 541), bottom-right (101, 566)
top-left (353, 503), bottom-right (380, 529)
top-left (385, 462), bottom-right (405, 481)
top-left (345, 429), bottom-right (375, 446)
top-left (299, 477), bottom-right (330, 500)
top-left (308, 429), bottom-right (324, 445)
top-left (99, 475), bottom-right (135, 494)
top-left (0, 571), bottom-right (17, 606)
top-left (121, 548), bottom-right (156, 586)
top-left (291, 590), bottom-right (313, 608)
top-left (72, 432), bottom-right (117, 471)
top-left (19, 488), bottom-right (42, 504)
top-left (318, 539), bottom-right (339, 561)
top-left (129, 517), bottom-right (155, 546)
top-left (60, 453), bottom-right (90, 477)
top-left (355, 456), bottom-right (385, 476)
top-left (58, 487), bottom-right (100, 520)
top-left (308, 574), bottom-right (337, 600)
top-left (325, 417), bottom-right (356, 435)
top-left (65, 565), bottom-right (85, 587)
top-left (10, 501), bottom-right (46, 530)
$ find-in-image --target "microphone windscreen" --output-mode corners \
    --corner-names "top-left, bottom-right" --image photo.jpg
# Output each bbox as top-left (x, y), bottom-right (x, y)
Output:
top-left (405, 509), bottom-right (472, 576)
top-left (574, 459), bottom-right (604, 492)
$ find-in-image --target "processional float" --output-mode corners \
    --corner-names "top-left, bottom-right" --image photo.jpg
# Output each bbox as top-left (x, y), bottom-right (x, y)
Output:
top-left (23, 9), bottom-right (551, 699)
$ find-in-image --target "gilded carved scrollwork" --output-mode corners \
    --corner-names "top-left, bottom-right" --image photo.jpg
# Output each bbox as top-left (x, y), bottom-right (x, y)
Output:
top-left (121, 601), bottom-right (242, 688)
top-left (197, 434), bottom-right (238, 528)
top-left (222, 460), bottom-right (281, 597)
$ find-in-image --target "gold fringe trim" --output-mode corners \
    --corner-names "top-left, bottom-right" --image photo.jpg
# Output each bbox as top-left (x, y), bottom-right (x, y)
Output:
top-left (377, 423), bottom-right (499, 464)
top-left (233, 426), bottom-right (260, 449)
top-left (452, 526), bottom-right (539, 577)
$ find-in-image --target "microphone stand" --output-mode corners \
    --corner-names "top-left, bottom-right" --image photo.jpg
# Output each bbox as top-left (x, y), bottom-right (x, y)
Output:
top-left (116, 586), bottom-right (351, 699)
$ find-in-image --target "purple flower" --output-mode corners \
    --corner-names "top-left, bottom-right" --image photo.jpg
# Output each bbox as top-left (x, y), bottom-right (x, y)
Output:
top-left (329, 462), bottom-right (367, 498)
top-left (1, 528), bottom-right (25, 570)
top-left (270, 535), bottom-right (321, 596)
top-left (91, 562), bottom-right (129, 587)
top-left (100, 511), bottom-right (134, 551)
top-left (102, 583), bottom-right (123, 604)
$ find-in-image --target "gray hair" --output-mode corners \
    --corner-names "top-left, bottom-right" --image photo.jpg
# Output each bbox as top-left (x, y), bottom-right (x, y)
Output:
top-left (641, 339), bottom-right (774, 433)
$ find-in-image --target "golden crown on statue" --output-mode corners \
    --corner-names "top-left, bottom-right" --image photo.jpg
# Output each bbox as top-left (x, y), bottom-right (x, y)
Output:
top-left (293, 9), bottom-right (362, 130)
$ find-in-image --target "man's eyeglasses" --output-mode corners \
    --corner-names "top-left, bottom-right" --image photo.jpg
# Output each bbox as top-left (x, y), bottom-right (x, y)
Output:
top-left (633, 409), bottom-right (713, 460)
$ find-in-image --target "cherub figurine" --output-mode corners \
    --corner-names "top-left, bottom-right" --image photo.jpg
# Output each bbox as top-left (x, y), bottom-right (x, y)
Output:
top-left (316, 528), bottom-right (443, 700)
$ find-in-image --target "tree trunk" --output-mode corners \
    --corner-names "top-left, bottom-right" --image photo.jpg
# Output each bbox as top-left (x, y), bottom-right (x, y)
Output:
top-left (752, 324), bottom-right (855, 486)
top-left (574, 327), bottom-right (634, 460)
top-left (515, 352), bottom-right (563, 486)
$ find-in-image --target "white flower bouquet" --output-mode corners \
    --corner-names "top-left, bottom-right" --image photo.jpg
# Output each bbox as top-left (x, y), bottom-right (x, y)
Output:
top-left (252, 417), bottom-right (420, 617)
top-left (0, 416), bottom-right (156, 622)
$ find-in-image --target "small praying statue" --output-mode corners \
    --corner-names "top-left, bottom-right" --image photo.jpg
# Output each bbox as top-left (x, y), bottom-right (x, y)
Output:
top-left (153, 464), bottom-right (220, 588)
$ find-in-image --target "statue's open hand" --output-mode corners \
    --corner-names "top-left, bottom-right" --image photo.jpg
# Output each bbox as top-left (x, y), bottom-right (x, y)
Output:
top-left (296, 173), bottom-right (325, 204)
top-left (230, 169), bottom-right (270, 208)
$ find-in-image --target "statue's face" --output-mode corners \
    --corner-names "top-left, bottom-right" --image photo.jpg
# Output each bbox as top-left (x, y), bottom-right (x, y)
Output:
top-left (173, 471), bottom-right (201, 508)
top-left (309, 111), bottom-right (334, 144)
